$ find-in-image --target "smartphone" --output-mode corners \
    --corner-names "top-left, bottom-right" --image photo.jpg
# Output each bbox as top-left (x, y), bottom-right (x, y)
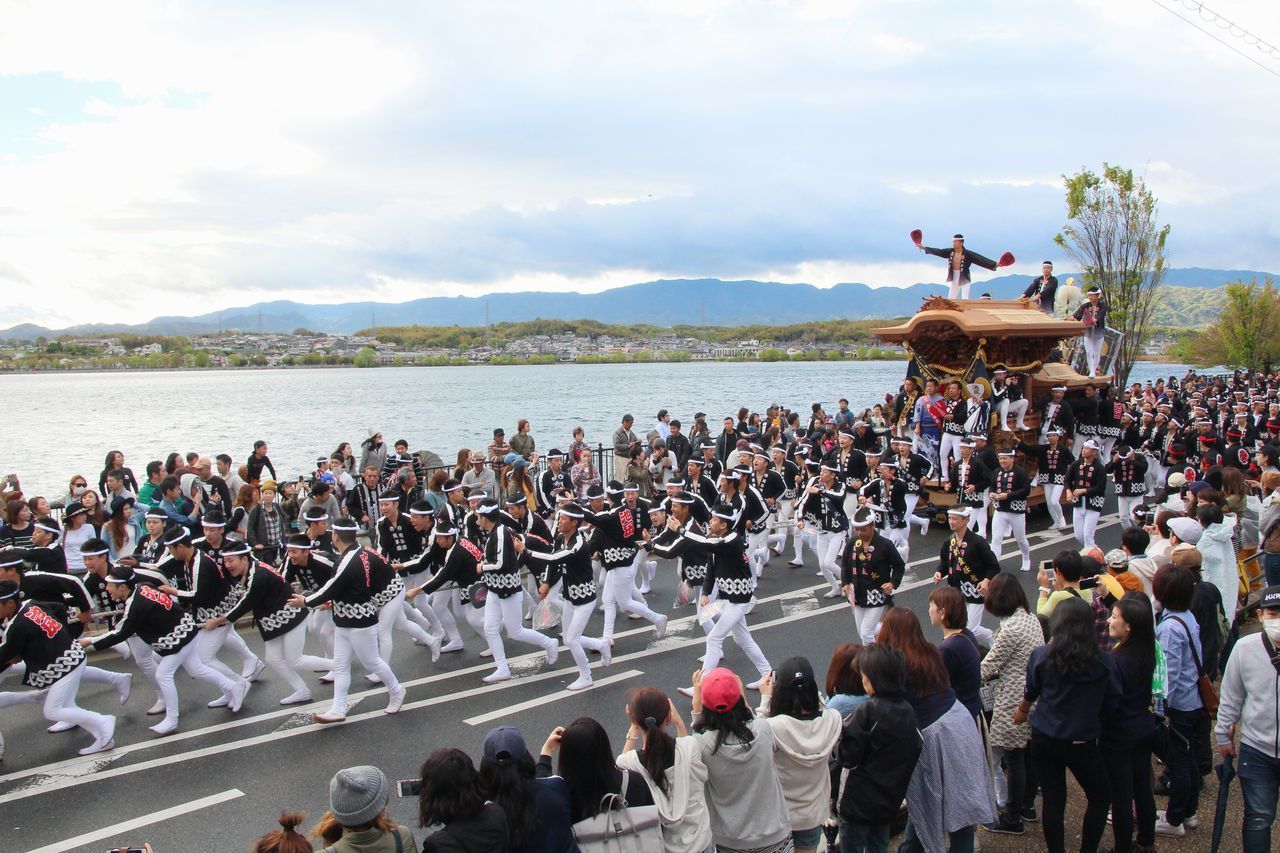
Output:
top-left (396, 779), bottom-right (421, 798)
top-left (1040, 559), bottom-right (1055, 581)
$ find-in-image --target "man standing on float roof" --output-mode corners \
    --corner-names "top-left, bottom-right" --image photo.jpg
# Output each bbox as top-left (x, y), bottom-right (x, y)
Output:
top-left (919, 233), bottom-right (999, 300)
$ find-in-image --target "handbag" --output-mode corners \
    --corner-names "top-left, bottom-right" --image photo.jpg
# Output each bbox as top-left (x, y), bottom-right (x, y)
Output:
top-left (1168, 615), bottom-right (1219, 716)
top-left (962, 631), bottom-right (996, 713)
top-left (572, 788), bottom-right (664, 853)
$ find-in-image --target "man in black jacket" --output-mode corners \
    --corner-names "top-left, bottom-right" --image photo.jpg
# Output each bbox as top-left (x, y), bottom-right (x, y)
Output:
top-left (1022, 261), bottom-right (1059, 314)
top-left (920, 233), bottom-right (999, 299)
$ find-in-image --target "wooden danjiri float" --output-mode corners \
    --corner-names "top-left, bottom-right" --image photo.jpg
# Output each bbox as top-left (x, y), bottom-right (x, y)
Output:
top-left (872, 295), bottom-right (1113, 510)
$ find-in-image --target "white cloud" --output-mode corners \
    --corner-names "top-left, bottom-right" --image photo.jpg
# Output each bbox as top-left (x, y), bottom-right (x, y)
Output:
top-left (0, 0), bottom-right (1276, 328)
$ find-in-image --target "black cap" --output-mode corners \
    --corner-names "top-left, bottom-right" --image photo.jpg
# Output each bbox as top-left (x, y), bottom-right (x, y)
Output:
top-left (1254, 585), bottom-right (1280, 611)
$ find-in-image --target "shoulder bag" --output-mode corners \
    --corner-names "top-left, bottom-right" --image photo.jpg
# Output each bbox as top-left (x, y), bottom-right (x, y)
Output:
top-left (1168, 614), bottom-right (1219, 716)
top-left (572, 777), bottom-right (664, 853)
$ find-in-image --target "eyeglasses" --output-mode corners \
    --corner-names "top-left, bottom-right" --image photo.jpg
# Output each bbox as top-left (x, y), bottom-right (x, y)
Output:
top-left (73, 482), bottom-right (86, 487)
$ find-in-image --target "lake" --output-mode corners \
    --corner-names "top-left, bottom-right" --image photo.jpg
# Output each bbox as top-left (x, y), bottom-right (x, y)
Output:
top-left (0, 360), bottom-right (1193, 499)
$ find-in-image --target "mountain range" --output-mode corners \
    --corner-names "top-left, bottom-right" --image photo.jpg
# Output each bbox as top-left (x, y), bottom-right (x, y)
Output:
top-left (2, 267), bottom-right (1271, 340)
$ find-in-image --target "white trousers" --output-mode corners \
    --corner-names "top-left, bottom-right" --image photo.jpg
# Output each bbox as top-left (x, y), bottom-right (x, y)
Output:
top-left (195, 623), bottom-right (258, 683)
top-left (904, 492), bottom-right (930, 535)
top-left (156, 642), bottom-right (240, 727)
top-left (43, 660), bottom-right (113, 743)
top-left (939, 433), bottom-right (963, 473)
top-left (1083, 331), bottom-right (1104, 375)
top-left (377, 587), bottom-right (434, 660)
top-left (853, 605), bottom-right (886, 645)
top-left (966, 602), bottom-right (994, 647)
top-left (816, 530), bottom-right (846, 593)
top-left (124, 635), bottom-right (160, 701)
top-left (602, 563), bottom-right (660, 638)
top-left (483, 590), bottom-right (556, 674)
top-left (1043, 483), bottom-right (1067, 528)
top-left (747, 529), bottom-right (770, 577)
top-left (405, 570), bottom-right (443, 636)
top-left (1073, 507), bottom-right (1100, 549)
top-left (998, 398), bottom-right (1029, 430)
top-left (329, 624), bottom-right (399, 715)
top-left (560, 599), bottom-right (606, 679)
top-left (429, 588), bottom-right (465, 644)
top-left (885, 525), bottom-right (909, 563)
top-left (966, 495), bottom-right (989, 538)
top-left (990, 511), bottom-right (1031, 572)
top-left (948, 279), bottom-right (971, 300)
top-left (767, 499), bottom-right (795, 552)
top-left (1117, 495), bottom-right (1143, 529)
top-left (702, 600), bottom-right (770, 676)
top-left (309, 608), bottom-right (335, 658)
top-left (264, 621), bottom-right (333, 695)
top-left (1099, 435), bottom-right (1117, 461)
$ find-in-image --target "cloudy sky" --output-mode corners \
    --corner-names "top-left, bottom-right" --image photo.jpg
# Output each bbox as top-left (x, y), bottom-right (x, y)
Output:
top-left (1, 0), bottom-right (1277, 328)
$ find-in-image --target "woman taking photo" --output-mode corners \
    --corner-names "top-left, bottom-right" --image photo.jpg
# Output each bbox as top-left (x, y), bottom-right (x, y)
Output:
top-left (691, 667), bottom-right (794, 853)
top-left (979, 574), bottom-right (1043, 836)
top-left (625, 445), bottom-right (654, 499)
top-left (758, 657), bottom-right (843, 853)
top-left (1103, 593), bottom-right (1160, 853)
top-left (479, 726), bottom-right (576, 853)
top-left (1014, 595), bottom-right (1118, 853)
top-left (877, 607), bottom-right (993, 853)
top-left (536, 717), bottom-right (653, 821)
top-left (416, 748), bottom-right (509, 852)
top-left (617, 686), bottom-right (712, 853)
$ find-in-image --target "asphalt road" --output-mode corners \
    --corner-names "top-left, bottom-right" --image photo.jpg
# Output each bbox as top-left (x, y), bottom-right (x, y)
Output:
top-left (0, 504), bottom-right (1164, 853)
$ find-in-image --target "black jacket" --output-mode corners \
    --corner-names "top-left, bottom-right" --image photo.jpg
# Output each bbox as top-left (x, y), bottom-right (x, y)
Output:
top-left (1022, 274), bottom-right (1058, 308)
top-left (422, 803), bottom-right (510, 853)
top-left (838, 696), bottom-right (923, 824)
top-left (923, 245), bottom-right (998, 283)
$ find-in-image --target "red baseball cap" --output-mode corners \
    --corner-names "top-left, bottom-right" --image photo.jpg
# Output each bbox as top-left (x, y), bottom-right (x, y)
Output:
top-left (701, 668), bottom-right (743, 713)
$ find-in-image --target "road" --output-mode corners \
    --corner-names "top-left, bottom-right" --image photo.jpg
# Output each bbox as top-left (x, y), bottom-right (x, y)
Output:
top-left (4, 508), bottom-right (1131, 852)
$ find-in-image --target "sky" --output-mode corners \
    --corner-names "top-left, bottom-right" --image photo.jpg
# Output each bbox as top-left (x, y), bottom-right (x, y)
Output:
top-left (1, 0), bottom-right (1278, 328)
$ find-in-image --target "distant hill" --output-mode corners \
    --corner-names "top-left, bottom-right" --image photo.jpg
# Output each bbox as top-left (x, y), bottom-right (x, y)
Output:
top-left (2, 267), bottom-right (1271, 340)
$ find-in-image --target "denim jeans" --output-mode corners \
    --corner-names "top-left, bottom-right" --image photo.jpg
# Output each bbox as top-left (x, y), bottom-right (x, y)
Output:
top-left (1264, 552), bottom-right (1280, 587)
top-left (839, 818), bottom-right (890, 853)
top-left (1238, 742), bottom-right (1280, 853)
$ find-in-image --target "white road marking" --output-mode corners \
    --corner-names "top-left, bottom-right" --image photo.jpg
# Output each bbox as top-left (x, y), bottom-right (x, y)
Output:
top-left (24, 787), bottom-right (245, 853)
top-left (0, 517), bottom-right (1115, 802)
top-left (463, 669), bottom-right (644, 725)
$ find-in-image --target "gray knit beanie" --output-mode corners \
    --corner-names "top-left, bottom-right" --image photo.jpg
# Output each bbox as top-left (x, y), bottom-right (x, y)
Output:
top-left (329, 765), bottom-right (390, 826)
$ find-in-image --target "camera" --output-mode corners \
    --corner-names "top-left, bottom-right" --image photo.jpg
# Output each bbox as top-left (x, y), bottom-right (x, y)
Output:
top-left (397, 779), bottom-right (421, 797)
top-left (1040, 559), bottom-right (1056, 581)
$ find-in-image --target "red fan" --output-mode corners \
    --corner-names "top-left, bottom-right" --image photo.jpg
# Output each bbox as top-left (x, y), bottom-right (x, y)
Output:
top-left (910, 229), bottom-right (923, 246)
top-left (998, 251), bottom-right (1015, 268)
top-left (928, 399), bottom-right (948, 424)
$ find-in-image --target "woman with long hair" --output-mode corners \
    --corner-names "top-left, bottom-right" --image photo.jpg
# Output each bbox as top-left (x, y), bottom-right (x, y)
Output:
top-left (617, 686), bottom-right (712, 853)
top-left (1104, 592), bottom-right (1160, 853)
top-left (758, 657), bottom-right (842, 853)
top-left (64, 473), bottom-right (90, 507)
top-left (78, 487), bottom-right (106, 529)
top-left (104, 499), bottom-right (137, 561)
top-left (980, 574), bottom-right (1043, 836)
top-left (690, 667), bottom-right (794, 853)
top-left (333, 442), bottom-right (356, 477)
top-left (479, 726), bottom-right (576, 853)
top-left (452, 448), bottom-right (471, 481)
top-left (229, 484), bottom-right (258, 540)
top-left (1013, 595), bottom-right (1117, 853)
top-left (98, 450), bottom-right (139, 496)
top-left (417, 748), bottom-right (509, 852)
top-left (537, 717), bottom-right (653, 821)
top-left (877, 607), bottom-right (994, 853)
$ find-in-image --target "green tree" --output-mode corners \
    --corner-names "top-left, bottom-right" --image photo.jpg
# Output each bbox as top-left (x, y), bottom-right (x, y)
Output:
top-left (193, 351), bottom-right (211, 368)
top-left (1188, 277), bottom-right (1280, 373)
top-left (353, 347), bottom-right (378, 368)
top-left (1054, 164), bottom-right (1170, 386)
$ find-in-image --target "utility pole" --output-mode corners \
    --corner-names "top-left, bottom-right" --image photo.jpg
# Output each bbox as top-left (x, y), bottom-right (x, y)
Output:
top-left (484, 301), bottom-right (490, 347)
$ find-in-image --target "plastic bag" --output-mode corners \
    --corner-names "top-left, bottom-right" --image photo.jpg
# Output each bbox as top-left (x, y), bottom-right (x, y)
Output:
top-left (532, 596), bottom-right (561, 631)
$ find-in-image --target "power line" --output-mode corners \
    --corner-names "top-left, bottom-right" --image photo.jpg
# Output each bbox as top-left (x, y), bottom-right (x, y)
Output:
top-left (1146, 0), bottom-right (1280, 80)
